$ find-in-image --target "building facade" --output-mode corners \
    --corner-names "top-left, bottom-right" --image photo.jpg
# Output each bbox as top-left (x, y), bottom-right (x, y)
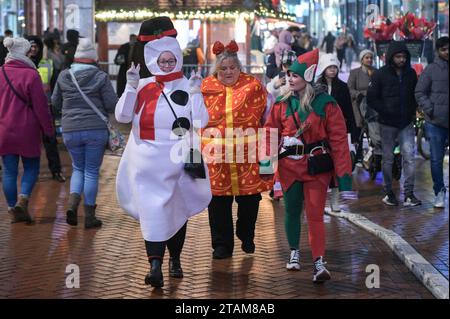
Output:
top-left (0, 0), bottom-right (25, 35)
top-left (0, 0), bottom-right (64, 36)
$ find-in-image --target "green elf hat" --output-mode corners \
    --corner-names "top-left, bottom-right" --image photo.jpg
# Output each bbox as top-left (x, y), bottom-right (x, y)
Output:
top-left (288, 48), bottom-right (319, 83)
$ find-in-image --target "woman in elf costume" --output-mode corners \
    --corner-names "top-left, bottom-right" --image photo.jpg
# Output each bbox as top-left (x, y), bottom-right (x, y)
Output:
top-left (263, 49), bottom-right (352, 283)
top-left (201, 40), bottom-right (271, 259)
top-left (115, 17), bottom-right (211, 288)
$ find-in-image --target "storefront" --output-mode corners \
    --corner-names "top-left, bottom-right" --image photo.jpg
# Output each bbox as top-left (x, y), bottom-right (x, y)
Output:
top-left (308, 0), bottom-right (342, 41)
top-left (1, 0), bottom-right (64, 37)
top-left (436, 0), bottom-right (449, 37)
top-left (0, 0), bottom-right (25, 36)
top-left (95, 0), bottom-right (296, 73)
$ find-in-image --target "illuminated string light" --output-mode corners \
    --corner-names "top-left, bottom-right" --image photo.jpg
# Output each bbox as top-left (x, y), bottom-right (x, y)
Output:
top-left (95, 5), bottom-right (296, 22)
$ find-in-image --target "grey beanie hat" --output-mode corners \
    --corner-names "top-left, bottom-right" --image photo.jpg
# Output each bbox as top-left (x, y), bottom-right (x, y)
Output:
top-left (359, 49), bottom-right (374, 62)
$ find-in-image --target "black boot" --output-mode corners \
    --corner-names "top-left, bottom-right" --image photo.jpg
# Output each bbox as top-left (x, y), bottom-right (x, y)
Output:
top-left (66, 193), bottom-right (81, 226)
top-left (84, 205), bottom-right (102, 229)
top-left (52, 172), bottom-right (66, 183)
top-left (12, 195), bottom-right (33, 224)
top-left (169, 257), bottom-right (183, 278)
top-left (145, 258), bottom-right (164, 287)
top-left (241, 241), bottom-right (255, 254)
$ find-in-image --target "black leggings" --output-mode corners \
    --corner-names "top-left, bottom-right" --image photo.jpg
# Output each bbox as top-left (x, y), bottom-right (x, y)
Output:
top-left (43, 134), bottom-right (62, 174)
top-left (144, 223), bottom-right (187, 262)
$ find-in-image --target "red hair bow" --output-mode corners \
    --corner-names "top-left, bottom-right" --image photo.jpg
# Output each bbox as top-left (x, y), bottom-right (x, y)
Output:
top-left (212, 40), bottom-right (239, 55)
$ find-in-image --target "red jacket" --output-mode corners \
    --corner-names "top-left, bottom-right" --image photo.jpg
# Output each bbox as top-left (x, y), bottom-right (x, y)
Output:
top-left (0, 60), bottom-right (54, 157)
top-left (264, 94), bottom-right (352, 191)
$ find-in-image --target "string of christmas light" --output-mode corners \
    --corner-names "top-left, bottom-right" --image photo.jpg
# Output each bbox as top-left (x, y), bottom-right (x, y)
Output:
top-left (95, 6), bottom-right (296, 22)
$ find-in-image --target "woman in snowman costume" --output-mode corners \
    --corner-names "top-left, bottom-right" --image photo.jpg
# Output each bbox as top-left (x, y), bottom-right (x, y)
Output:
top-left (115, 17), bottom-right (211, 288)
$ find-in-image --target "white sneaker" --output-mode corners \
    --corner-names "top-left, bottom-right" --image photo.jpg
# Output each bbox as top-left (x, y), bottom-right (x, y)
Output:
top-left (330, 188), bottom-right (341, 212)
top-left (286, 249), bottom-right (300, 271)
top-left (313, 256), bottom-right (331, 283)
top-left (434, 190), bottom-right (446, 208)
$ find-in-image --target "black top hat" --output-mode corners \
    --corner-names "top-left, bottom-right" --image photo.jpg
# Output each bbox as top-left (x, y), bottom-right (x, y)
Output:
top-left (138, 16), bottom-right (177, 43)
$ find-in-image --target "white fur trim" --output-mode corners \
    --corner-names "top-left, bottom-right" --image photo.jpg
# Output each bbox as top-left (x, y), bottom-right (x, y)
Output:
top-left (281, 136), bottom-right (304, 160)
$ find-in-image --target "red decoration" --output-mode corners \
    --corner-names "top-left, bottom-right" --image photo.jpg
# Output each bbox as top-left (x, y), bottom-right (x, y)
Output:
top-left (212, 41), bottom-right (225, 55)
top-left (363, 13), bottom-right (436, 42)
top-left (397, 12), bottom-right (436, 40)
top-left (363, 16), bottom-right (399, 41)
top-left (225, 40), bottom-right (239, 53)
top-left (212, 40), bottom-right (239, 55)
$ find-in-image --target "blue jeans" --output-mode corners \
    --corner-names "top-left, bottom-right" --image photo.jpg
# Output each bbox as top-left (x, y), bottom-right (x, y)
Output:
top-left (425, 122), bottom-right (449, 195)
top-left (1, 155), bottom-right (40, 207)
top-left (380, 123), bottom-right (416, 195)
top-left (63, 129), bottom-right (108, 206)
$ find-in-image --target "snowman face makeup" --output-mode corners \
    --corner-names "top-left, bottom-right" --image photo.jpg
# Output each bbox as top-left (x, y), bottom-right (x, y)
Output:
top-left (157, 51), bottom-right (177, 73)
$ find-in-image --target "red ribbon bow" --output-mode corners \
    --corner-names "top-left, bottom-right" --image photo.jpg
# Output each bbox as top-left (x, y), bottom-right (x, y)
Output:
top-left (212, 40), bottom-right (239, 55)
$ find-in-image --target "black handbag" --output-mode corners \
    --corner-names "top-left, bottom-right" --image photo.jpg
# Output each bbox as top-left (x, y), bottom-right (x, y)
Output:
top-left (307, 146), bottom-right (334, 175)
top-left (184, 148), bottom-right (206, 179)
top-left (287, 101), bottom-right (334, 175)
top-left (159, 87), bottom-right (206, 179)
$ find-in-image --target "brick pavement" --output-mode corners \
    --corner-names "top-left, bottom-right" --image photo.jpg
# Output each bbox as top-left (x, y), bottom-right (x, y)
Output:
top-left (0, 148), bottom-right (435, 298)
top-left (341, 157), bottom-right (449, 281)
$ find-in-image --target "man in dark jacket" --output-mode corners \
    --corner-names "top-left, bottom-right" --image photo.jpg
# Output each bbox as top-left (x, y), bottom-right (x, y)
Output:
top-left (367, 41), bottom-right (420, 207)
top-left (26, 35), bottom-right (65, 182)
top-left (61, 29), bottom-right (80, 69)
top-left (114, 34), bottom-right (137, 97)
top-left (415, 36), bottom-right (449, 208)
top-left (321, 32), bottom-right (335, 54)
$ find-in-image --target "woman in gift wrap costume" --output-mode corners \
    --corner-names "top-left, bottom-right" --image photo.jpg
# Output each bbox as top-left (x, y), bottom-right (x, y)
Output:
top-left (200, 40), bottom-right (271, 259)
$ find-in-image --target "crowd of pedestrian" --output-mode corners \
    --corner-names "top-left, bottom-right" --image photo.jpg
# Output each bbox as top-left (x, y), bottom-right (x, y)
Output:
top-left (0, 18), bottom-right (448, 290)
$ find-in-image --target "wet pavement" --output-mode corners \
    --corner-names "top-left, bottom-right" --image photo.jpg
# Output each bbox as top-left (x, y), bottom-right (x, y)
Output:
top-left (343, 157), bottom-right (449, 281)
top-left (1, 138), bottom-right (446, 298)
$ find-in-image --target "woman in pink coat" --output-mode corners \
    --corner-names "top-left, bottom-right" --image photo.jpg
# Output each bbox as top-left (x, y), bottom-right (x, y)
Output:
top-left (0, 37), bottom-right (54, 223)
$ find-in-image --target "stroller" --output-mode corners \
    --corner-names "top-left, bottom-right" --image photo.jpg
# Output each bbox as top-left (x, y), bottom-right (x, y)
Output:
top-left (357, 97), bottom-right (402, 181)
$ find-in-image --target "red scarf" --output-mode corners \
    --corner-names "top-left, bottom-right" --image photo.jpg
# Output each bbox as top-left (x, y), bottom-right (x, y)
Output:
top-left (135, 71), bottom-right (183, 140)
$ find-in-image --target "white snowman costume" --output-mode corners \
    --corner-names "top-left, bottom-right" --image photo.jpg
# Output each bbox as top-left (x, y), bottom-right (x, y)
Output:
top-left (115, 36), bottom-right (211, 242)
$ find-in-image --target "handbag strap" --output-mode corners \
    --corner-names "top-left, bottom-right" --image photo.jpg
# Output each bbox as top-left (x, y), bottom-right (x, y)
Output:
top-left (156, 82), bottom-right (187, 134)
top-left (2, 66), bottom-right (31, 107)
top-left (286, 97), bottom-right (331, 152)
top-left (68, 69), bottom-right (109, 125)
top-left (286, 97), bottom-right (306, 145)
top-left (286, 98), bottom-right (301, 130)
